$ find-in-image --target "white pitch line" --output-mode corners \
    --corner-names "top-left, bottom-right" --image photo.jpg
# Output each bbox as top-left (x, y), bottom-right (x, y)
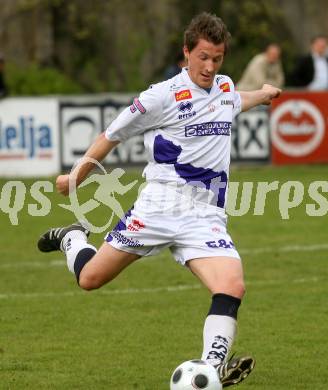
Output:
top-left (0, 284), bottom-right (201, 300)
top-left (0, 276), bottom-right (323, 300)
top-left (239, 243), bottom-right (328, 255)
top-left (1, 242), bottom-right (328, 269)
top-left (246, 276), bottom-right (320, 286)
top-left (0, 259), bottom-right (65, 268)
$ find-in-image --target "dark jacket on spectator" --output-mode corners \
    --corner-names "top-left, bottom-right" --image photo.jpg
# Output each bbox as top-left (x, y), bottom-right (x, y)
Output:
top-left (289, 54), bottom-right (328, 87)
top-left (0, 72), bottom-right (7, 97)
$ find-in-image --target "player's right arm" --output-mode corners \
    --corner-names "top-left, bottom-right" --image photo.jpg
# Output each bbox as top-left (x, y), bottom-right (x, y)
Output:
top-left (57, 83), bottom-right (164, 196)
top-left (56, 133), bottom-right (119, 196)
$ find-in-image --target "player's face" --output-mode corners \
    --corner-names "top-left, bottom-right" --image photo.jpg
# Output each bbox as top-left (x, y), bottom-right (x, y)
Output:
top-left (184, 39), bottom-right (225, 88)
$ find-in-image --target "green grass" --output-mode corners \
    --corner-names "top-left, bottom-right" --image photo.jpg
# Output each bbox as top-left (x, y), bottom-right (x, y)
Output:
top-left (0, 165), bottom-right (327, 389)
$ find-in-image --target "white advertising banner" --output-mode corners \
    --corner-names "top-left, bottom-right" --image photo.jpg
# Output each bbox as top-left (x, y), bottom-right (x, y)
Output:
top-left (61, 105), bottom-right (102, 167)
top-left (237, 108), bottom-right (270, 159)
top-left (60, 98), bottom-right (270, 168)
top-left (60, 96), bottom-right (148, 168)
top-left (0, 98), bottom-right (60, 176)
top-left (232, 106), bottom-right (270, 161)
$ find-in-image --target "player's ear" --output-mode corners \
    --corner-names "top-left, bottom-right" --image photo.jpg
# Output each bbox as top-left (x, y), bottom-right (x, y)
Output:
top-left (183, 45), bottom-right (189, 62)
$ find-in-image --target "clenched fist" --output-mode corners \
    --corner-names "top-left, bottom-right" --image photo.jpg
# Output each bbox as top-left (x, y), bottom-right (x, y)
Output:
top-left (261, 84), bottom-right (282, 104)
top-left (56, 174), bottom-right (72, 196)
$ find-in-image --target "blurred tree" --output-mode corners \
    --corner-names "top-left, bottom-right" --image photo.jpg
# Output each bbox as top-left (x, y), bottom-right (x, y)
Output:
top-left (219, 0), bottom-right (296, 82)
top-left (6, 62), bottom-right (83, 95)
top-left (0, 0), bottom-right (326, 94)
top-left (276, 0), bottom-right (328, 53)
top-left (49, 0), bottom-right (179, 91)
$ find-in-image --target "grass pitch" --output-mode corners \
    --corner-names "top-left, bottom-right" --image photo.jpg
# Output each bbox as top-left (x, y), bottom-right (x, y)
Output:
top-left (0, 164), bottom-right (327, 389)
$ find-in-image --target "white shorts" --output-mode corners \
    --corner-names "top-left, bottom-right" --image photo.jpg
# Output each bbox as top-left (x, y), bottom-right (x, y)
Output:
top-left (105, 182), bottom-right (241, 265)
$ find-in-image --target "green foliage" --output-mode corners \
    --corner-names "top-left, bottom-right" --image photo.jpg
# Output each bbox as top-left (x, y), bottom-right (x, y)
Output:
top-left (219, 0), bottom-right (297, 82)
top-left (0, 0), bottom-right (308, 93)
top-left (6, 63), bottom-right (84, 95)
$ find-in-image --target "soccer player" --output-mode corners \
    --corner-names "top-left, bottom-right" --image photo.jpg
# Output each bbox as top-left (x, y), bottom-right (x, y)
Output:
top-left (38, 12), bottom-right (281, 387)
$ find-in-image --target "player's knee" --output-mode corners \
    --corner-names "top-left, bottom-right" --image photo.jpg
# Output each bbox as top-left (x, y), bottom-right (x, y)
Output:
top-left (78, 272), bottom-right (103, 291)
top-left (227, 277), bottom-right (245, 298)
top-left (214, 279), bottom-right (245, 299)
top-left (233, 281), bottom-right (246, 299)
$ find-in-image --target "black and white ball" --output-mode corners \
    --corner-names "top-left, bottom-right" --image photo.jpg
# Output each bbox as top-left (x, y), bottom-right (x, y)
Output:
top-left (170, 360), bottom-right (222, 390)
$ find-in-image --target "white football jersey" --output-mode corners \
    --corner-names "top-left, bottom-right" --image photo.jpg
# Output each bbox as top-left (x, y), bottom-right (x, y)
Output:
top-left (105, 68), bottom-right (241, 208)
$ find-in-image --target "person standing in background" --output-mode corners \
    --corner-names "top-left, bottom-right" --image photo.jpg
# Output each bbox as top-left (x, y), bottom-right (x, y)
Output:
top-left (236, 43), bottom-right (284, 91)
top-left (163, 51), bottom-right (187, 80)
top-left (0, 54), bottom-right (8, 98)
top-left (289, 35), bottom-right (328, 90)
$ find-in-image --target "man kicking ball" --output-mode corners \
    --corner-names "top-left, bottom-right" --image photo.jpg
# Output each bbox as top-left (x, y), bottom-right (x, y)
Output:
top-left (38, 12), bottom-right (281, 387)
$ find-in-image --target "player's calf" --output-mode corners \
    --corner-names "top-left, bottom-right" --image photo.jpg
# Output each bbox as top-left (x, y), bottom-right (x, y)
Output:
top-left (78, 243), bottom-right (141, 290)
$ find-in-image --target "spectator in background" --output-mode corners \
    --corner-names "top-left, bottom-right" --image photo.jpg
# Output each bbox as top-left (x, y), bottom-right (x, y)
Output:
top-left (0, 54), bottom-right (8, 98)
top-left (289, 35), bottom-right (328, 90)
top-left (163, 51), bottom-right (187, 80)
top-left (236, 43), bottom-right (284, 91)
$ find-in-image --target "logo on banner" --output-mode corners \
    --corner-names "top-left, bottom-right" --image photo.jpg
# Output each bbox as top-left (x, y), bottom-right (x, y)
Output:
top-left (270, 100), bottom-right (324, 157)
top-left (0, 117), bottom-right (53, 159)
top-left (175, 89), bottom-right (192, 101)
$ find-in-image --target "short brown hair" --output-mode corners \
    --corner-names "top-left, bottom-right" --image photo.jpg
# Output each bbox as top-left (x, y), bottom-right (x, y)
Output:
top-left (184, 12), bottom-right (231, 54)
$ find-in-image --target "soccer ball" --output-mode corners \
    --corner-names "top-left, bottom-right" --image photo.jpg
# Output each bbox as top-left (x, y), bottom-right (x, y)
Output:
top-left (170, 360), bottom-right (222, 390)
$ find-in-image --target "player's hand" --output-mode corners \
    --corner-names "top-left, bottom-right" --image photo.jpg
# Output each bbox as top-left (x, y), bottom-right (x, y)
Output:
top-left (56, 174), bottom-right (71, 196)
top-left (261, 84), bottom-right (282, 105)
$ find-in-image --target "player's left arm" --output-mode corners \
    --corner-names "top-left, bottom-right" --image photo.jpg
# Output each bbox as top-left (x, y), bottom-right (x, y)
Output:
top-left (239, 84), bottom-right (282, 112)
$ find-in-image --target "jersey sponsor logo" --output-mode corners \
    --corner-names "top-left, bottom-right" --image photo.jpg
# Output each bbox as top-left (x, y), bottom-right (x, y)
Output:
top-left (169, 83), bottom-right (187, 92)
top-left (179, 112), bottom-right (196, 120)
top-left (216, 76), bottom-right (225, 84)
top-left (175, 89), bottom-right (192, 101)
top-left (109, 230), bottom-right (144, 248)
top-left (221, 100), bottom-right (234, 106)
top-left (127, 218), bottom-right (145, 231)
top-left (211, 226), bottom-right (221, 233)
top-left (129, 98), bottom-right (146, 114)
top-left (219, 82), bottom-right (230, 92)
top-left (178, 101), bottom-right (196, 119)
top-left (185, 121), bottom-right (231, 137)
top-left (178, 101), bottom-right (193, 112)
top-left (208, 103), bottom-right (216, 112)
top-left (205, 239), bottom-right (235, 249)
